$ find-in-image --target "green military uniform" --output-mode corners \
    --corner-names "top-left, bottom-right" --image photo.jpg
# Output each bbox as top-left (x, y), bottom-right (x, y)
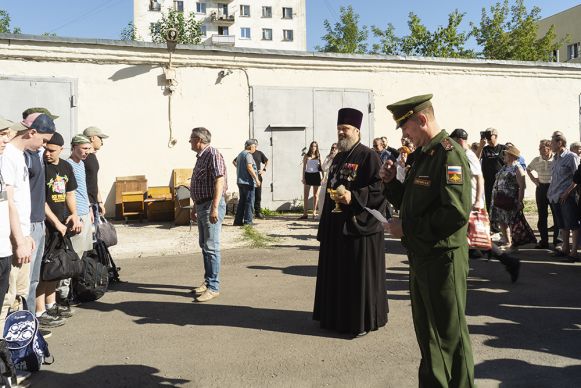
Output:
top-left (384, 95), bottom-right (475, 388)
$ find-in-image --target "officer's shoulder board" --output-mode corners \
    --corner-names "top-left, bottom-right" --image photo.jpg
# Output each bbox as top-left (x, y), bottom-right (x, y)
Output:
top-left (440, 138), bottom-right (454, 151)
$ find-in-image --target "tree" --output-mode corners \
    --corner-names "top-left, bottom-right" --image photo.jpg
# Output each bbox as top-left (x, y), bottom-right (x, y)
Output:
top-left (316, 5), bottom-right (368, 54)
top-left (371, 11), bottom-right (474, 58)
top-left (471, 0), bottom-right (564, 61)
top-left (0, 9), bottom-right (21, 34)
top-left (121, 21), bottom-right (141, 41)
top-left (370, 23), bottom-right (399, 55)
top-left (150, 8), bottom-right (203, 45)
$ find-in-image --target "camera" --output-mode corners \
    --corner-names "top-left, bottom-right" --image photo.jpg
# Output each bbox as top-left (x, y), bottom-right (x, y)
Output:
top-left (480, 131), bottom-right (492, 140)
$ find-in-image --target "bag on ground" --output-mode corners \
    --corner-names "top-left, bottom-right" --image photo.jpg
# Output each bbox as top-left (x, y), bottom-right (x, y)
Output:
top-left (467, 209), bottom-right (492, 250)
top-left (0, 339), bottom-right (16, 386)
top-left (2, 300), bottom-right (53, 372)
top-left (41, 232), bottom-right (84, 282)
top-left (73, 250), bottom-right (109, 302)
top-left (95, 239), bottom-right (121, 284)
top-left (96, 216), bottom-right (117, 247)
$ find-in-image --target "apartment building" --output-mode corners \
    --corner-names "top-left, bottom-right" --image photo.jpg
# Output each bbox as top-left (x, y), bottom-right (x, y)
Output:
top-left (134, 0), bottom-right (306, 51)
top-left (537, 4), bottom-right (581, 63)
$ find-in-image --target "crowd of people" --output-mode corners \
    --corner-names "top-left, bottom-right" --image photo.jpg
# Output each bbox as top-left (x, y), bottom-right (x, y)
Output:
top-left (0, 108), bottom-right (107, 383)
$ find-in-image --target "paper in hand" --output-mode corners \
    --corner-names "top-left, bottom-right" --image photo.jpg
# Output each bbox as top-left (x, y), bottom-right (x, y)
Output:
top-left (364, 207), bottom-right (389, 224)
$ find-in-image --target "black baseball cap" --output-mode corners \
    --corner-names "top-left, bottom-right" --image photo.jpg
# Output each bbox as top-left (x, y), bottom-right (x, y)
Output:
top-left (47, 132), bottom-right (64, 146)
top-left (450, 128), bottom-right (468, 140)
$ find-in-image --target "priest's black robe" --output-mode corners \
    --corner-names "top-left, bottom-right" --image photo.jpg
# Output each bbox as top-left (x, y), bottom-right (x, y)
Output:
top-left (313, 142), bottom-right (389, 335)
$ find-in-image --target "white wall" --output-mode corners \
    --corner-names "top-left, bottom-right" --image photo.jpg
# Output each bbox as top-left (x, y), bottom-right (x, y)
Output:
top-left (1, 35), bottom-right (580, 212)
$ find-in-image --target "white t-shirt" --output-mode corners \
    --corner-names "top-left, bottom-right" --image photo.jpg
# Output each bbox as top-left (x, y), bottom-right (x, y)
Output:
top-left (1, 143), bottom-right (31, 243)
top-left (465, 149), bottom-right (485, 205)
top-left (0, 155), bottom-right (11, 257)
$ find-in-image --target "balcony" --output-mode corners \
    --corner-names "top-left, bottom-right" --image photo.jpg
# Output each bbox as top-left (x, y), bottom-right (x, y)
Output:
top-left (211, 34), bottom-right (235, 46)
top-left (210, 12), bottom-right (235, 25)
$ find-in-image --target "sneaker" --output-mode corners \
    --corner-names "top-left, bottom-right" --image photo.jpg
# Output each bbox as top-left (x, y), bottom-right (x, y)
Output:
top-left (195, 289), bottom-right (219, 302)
top-left (37, 312), bottom-right (66, 328)
top-left (191, 281), bottom-right (207, 296)
top-left (39, 328), bottom-right (52, 339)
top-left (255, 213), bottom-right (265, 219)
top-left (47, 304), bottom-right (74, 319)
top-left (15, 370), bottom-right (31, 386)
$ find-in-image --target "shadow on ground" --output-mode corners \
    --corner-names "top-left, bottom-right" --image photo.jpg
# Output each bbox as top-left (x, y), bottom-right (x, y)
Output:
top-left (32, 364), bottom-right (189, 388)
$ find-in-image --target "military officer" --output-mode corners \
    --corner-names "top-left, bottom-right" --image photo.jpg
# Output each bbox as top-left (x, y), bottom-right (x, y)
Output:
top-left (380, 94), bottom-right (475, 388)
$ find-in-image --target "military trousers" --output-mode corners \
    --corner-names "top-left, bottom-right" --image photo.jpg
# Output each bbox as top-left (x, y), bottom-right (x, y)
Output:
top-left (408, 246), bottom-right (475, 388)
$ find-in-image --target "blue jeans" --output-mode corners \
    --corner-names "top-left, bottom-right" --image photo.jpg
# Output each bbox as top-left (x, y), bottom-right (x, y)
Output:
top-left (235, 184), bottom-right (255, 225)
top-left (197, 197), bottom-right (226, 292)
top-left (28, 222), bottom-right (45, 314)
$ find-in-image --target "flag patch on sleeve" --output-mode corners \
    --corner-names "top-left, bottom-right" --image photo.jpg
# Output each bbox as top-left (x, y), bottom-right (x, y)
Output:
top-left (447, 165), bottom-right (463, 184)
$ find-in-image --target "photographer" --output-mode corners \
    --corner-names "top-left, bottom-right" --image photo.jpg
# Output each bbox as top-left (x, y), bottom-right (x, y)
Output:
top-left (477, 128), bottom-right (507, 214)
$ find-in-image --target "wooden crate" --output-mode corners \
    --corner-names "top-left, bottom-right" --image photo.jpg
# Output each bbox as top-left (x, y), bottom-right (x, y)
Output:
top-left (172, 169), bottom-right (193, 226)
top-left (115, 175), bottom-right (147, 219)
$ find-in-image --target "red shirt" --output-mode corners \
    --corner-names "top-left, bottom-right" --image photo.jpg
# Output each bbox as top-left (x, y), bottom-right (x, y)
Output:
top-left (190, 145), bottom-right (227, 201)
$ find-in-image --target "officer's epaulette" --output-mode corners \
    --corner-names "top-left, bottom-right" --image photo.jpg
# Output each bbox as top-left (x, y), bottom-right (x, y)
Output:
top-left (440, 138), bottom-right (454, 151)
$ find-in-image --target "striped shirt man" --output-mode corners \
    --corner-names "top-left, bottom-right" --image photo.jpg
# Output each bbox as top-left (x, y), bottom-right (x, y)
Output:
top-left (527, 155), bottom-right (554, 184)
top-left (66, 158), bottom-right (90, 216)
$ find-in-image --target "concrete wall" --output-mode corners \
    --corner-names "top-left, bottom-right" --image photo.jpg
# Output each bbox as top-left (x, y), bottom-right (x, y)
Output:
top-left (1, 34), bottom-right (580, 213)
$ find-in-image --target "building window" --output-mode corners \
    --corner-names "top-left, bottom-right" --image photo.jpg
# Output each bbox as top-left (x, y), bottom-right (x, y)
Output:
top-left (240, 4), bottom-right (250, 17)
top-left (262, 28), bottom-right (272, 41)
top-left (283, 29), bottom-right (293, 41)
top-left (149, 0), bottom-right (161, 11)
top-left (282, 7), bottom-right (293, 19)
top-left (262, 6), bottom-right (272, 18)
top-left (551, 49), bottom-right (559, 62)
top-left (200, 25), bottom-right (207, 37)
top-left (196, 2), bottom-right (206, 14)
top-left (240, 27), bottom-right (251, 39)
top-left (174, 1), bottom-right (184, 12)
top-left (217, 3), bottom-right (228, 17)
top-left (218, 26), bottom-right (229, 36)
top-left (567, 43), bottom-right (580, 60)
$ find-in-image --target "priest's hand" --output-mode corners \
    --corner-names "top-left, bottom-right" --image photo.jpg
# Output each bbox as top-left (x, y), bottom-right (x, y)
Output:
top-left (384, 218), bottom-right (403, 238)
top-left (335, 189), bottom-right (351, 205)
top-left (379, 160), bottom-right (396, 183)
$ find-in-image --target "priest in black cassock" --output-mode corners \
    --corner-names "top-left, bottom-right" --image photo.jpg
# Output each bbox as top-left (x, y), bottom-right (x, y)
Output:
top-left (313, 107), bottom-right (388, 337)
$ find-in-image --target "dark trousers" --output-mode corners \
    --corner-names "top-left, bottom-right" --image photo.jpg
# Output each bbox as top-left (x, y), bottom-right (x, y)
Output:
top-left (254, 176), bottom-right (263, 214)
top-left (484, 178), bottom-right (494, 214)
top-left (235, 184), bottom-right (255, 225)
top-left (536, 183), bottom-right (559, 244)
top-left (0, 256), bottom-right (11, 310)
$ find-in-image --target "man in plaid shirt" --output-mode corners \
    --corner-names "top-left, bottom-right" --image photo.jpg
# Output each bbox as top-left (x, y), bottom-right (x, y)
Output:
top-left (189, 127), bottom-right (227, 302)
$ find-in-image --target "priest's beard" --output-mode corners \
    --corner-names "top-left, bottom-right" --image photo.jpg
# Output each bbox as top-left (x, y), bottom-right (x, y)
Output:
top-left (337, 136), bottom-right (359, 152)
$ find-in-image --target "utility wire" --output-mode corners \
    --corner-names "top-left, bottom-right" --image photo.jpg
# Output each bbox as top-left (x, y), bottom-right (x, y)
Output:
top-left (47, 0), bottom-right (122, 33)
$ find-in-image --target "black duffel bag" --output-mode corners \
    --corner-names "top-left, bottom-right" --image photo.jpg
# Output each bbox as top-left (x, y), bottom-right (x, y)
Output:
top-left (41, 233), bottom-right (84, 282)
top-left (73, 250), bottom-right (109, 302)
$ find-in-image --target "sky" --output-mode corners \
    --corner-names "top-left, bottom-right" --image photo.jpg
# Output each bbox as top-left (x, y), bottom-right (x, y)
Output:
top-left (1, 0), bottom-right (579, 51)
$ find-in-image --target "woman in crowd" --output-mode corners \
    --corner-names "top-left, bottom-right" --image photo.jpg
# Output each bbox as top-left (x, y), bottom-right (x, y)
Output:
top-left (490, 145), bottom-right (527, 250)
top-left (300, 141), bottom-right (322, 219)
top-left (316, 143), bottom-right (338, 218)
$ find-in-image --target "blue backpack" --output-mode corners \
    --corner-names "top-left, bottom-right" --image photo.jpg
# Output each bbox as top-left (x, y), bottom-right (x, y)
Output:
top-left (3, 301), bottom-right (53, 371)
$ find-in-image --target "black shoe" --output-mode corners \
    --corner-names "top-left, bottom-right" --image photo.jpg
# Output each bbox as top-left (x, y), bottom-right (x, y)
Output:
top-left (354, 331), bottom-right (368, 338)
top-left (39, 328), bottom-right (52, 339)
top-left (469, 249), bottom-right (483, 259)
top-left (255, 213), bottom-right (265, 219)
top-left (535, 242), bottom-right (549, 249)
top-left (232, 222), bottom-right (243, 226)
top-left (47, 304), bottom-right (74, 319)
top-left (38, 312), bottom-right (66, 328)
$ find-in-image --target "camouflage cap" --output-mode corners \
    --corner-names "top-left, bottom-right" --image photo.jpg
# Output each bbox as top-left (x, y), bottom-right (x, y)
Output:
top-left (22, 107), bottom-right (59, 120)
top-left (71, 134), bottom-right (91, 146)
top-left (386, 94), bottom-right (433, 129)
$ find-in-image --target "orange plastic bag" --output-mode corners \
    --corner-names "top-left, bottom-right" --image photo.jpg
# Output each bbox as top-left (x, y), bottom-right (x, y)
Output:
top-left (467, 209), bottom-right (492, 250)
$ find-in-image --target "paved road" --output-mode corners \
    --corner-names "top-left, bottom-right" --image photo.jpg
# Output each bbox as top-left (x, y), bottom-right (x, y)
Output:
top-left (29, 241), bottom-right (581, 387)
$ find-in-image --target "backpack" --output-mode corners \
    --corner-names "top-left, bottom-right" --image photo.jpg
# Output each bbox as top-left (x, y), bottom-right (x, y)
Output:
top-left (94, 239), bottom-right (121, 284)
top-left (73, 250), bottom-right (109, 302)
top-left (3, 300), bottom-right (53, 372)
top-left (0, 339), bottom-right (16, 387)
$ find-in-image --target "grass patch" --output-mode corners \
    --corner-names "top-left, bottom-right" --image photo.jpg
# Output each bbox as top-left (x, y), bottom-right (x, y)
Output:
top-left (241, 225), bottom-right (277, 248)
top-left (523, 199), bottom-right (537, 214)
top-left (260, 208), bottom-right (283, 216)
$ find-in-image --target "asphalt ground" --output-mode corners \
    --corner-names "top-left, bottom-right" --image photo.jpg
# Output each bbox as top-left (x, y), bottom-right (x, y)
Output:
top-left (27, 234), bottom-right (581, 388)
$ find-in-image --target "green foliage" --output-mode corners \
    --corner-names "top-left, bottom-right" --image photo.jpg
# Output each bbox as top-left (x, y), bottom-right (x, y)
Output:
top-left (372, 11), bottom-right (474, 58)
top-left (120, 21), bottom-right (141, 41)
top-left (150, 8), bottom-right (203, 45)
top-left (316, 5), bottom-right (368, 54)
top-left (471, 0), bottom-right (565, 61)
top-left (0, 9), bottom-right (20, 34)
top-left (241, 225), bottom-right (276, 248)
